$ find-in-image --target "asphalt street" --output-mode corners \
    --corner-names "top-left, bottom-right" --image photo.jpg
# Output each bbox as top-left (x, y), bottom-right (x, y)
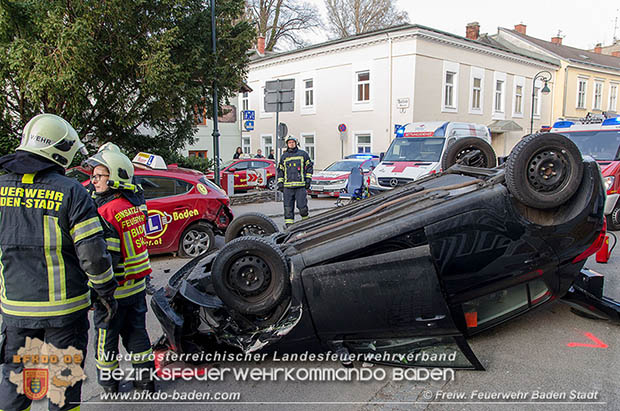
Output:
top-left (21, 198), bottom-right (620, 410)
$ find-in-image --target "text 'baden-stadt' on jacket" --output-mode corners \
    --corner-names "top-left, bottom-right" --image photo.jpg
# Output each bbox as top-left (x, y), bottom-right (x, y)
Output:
top-left (96, 194), bottom-right (152, 301)
top-left (277, 147), bottom-right (313, 188)
top-left (0, 169), bottom-right (116, 328)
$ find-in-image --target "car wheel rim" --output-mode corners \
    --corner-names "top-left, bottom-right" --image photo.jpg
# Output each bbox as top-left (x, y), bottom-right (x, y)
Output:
top-left (239, 224), bottom-right (268, 237)
top-left (613, 207), bottom-right (620, 226)
top-left (182, 230), bottom-right (210, 257)
top-left (268, 179), bottom-right (275, 190)
top-left (456, 147), bottom-right (487, 167)
top-left (526, 149), bottom-right (569, 193)
top-left (227, 255), bottom-right (271, 297)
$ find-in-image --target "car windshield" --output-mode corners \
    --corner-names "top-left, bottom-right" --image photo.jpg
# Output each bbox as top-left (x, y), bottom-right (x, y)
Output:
top-left (325, 160), bottom-right (363, 172)
top-left (383, 138), bottom-right (446, 162)
top-left (559, 130), bottom-right (620, 161)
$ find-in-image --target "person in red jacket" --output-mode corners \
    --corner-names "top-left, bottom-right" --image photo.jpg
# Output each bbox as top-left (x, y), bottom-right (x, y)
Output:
top-left (85, 147), bottom-right (155, 393)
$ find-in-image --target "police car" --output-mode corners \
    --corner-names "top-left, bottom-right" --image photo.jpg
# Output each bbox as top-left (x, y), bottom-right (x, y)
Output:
top-left (69, 153), bottom-right (233, 257)
top-left (369, 122), bottom-right (494, 191)
top-left (550, 115), bottom-right (620, 230)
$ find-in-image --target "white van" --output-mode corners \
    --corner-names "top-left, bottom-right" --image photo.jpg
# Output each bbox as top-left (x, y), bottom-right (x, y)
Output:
top-left (369, 121), bottom-right (492, 191)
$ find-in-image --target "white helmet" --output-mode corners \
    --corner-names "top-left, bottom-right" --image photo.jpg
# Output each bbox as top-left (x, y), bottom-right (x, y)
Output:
top-left (17, 114), bottom-right (87, 167)
top-left (85, 150), bottom-right (135, 191)
top-left (97, 142), bottom-right (122, 153)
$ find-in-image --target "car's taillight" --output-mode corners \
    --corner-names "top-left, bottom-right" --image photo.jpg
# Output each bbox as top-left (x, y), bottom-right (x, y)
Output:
top-left (572, 219), bottom-right (607, 263)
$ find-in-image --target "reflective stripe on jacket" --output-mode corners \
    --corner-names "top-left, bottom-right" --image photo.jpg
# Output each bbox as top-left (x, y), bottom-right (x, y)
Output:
top-left (277, 148), bottom-right (313, 188)
top-left (96, 196), bottom-right (152, 299)
top-left (0, 170), bottom-right (116, 327)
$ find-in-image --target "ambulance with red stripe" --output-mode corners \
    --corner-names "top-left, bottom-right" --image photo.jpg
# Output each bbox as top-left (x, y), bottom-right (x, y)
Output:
top-left (550, 116), bottom-right (620, 230)
top-left (369, 122), bottom-right (491, 191)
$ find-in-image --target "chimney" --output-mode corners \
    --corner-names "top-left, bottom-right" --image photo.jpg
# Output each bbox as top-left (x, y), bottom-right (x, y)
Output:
top-left (514, 23), bottom-right (527, 35)
top-left (551, 36), bottom-right (562, 45)
top-left (257, 36), bottom-right (265, 55)
top-left (466, 22), bottom-right (480, 40)
top-left (594, 43), bottom-right (602, 54)
top-left (612, 51), bottom-right (620, 57)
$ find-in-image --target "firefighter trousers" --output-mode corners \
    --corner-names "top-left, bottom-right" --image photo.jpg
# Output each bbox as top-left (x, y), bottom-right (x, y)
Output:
top-left (0, 315), bottom-right (88, 411)
top-left (283, 187), bottom-right (309, 226)
top-left (93, 292), bottom-right (154, 387)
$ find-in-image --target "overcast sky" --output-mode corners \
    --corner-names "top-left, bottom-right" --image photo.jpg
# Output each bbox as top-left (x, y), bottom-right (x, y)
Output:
top-left (307, 0), bottom-right (619, 50)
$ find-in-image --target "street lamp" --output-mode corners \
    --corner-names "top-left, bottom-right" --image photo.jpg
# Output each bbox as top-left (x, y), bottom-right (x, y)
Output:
top-left (530, 70), bottom-right (552, 134)
top-left (211, 0), bottom-right (221, 186)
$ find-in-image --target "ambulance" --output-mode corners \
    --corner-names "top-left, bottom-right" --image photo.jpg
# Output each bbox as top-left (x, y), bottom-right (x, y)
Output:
top-left (550, 115), bottom-right (620, 230)
top-left (369, 122), bottom-right (492, 191)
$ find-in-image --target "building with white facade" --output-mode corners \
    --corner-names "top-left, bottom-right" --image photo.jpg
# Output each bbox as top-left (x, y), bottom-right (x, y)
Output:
top-left (243, 24), bottom-right (559, 169)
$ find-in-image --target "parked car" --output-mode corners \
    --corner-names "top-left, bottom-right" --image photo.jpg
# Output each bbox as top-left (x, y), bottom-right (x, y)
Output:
top-left (550, 115), bottom-right (620, 230)
top-left (68, 153), bottom-right (233, 257)
top-left (206, 159), bottom-right (276, 192)
top-left (151, 133), bottom-right (620, 368)
top-left (309, 158), bottom-right (379, 198)
top-left (369, 122), bottom-right (494, 192)
top-left (344, 153), bottom-right (380, 159)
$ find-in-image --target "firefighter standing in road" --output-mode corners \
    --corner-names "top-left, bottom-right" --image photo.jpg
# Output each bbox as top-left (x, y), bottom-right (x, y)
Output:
top-left (84, 147), bottom-right (155, 393)
top-left (277, 136), bottom-right (313, 227)
top-left (0, 114), bottom-right (118, 411)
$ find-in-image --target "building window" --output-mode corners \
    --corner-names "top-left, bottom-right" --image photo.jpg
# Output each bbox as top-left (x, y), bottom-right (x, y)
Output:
top-left (302, 134), bottom-right (315, 161)
top-left (472, 77), bottom-right (482, 110)
top-left (533, 87), bottom-right (540, 116)
top-left (444, 72), bottom-right (456, 108)
top-left (594, 81), bottom-right (603, 110)
top-left (188, 150), bottom-right (208, 159)
top-left (356, 71), bottom-right (370, 102)
top-left (494, 80), bottom-right (504, 112)
top-left (356, 134), bottom-right (371, 153)
top-left (242, 92), bottom-right (249, 111)
top-left (514, 85), bottom-right (523, 115)
top-left (261, 135), bottom-right (273, 156)
top-left (610, 84), bottom-right (618, 112)
top-left (242, 136), bottom-right (251, 154)
top-left (577, 79), bottom-right (587, 109)
top-left (303, 79), bottom-right (314, 107)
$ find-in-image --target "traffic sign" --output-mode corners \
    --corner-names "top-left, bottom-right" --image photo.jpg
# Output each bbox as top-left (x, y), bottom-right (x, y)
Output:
top-left (243, 110), bottom-right (255, 121)
top-left (338, 123), bottom-right (347, 132)
top-left (244, 120), bottom-right (254, 131)
top-left (264, 79), bottom-right (295, 113)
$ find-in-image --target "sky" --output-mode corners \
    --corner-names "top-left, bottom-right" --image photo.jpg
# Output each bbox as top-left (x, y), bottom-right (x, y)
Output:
top-left (306, 0), bottom-right (620, 50)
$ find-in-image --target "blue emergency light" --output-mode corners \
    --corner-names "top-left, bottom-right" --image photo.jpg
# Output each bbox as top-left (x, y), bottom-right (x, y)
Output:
top-left (396, 127), bottom-right (405, 137)
top-left (602, 117), bottom-right (620, 126)
top-left (552, 121), bottom-right (574, 128)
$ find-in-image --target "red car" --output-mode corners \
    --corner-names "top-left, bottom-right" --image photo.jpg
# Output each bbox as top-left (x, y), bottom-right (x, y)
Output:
top-left (309, 158), bottom-right (379, 197)
top-left (68, 153), bottom-right (233, 257)
top-left (206, 158), bottom-right (277, 192)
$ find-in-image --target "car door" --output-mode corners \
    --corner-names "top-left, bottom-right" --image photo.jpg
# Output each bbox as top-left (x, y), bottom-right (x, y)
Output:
top-left (135, 175), bottom-right (195, 254)
top-left (230, 161), bottom-right (250, 190)
top-left (300, 245), bottom-right (483, 369)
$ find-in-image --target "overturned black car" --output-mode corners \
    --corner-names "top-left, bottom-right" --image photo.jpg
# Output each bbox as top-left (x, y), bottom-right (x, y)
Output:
top-left (152, 133), bottom-right (618, 370)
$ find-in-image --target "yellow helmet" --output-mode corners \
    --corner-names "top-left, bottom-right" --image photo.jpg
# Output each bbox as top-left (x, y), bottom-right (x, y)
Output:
top-left (17, 114), bottom-right (87, 167)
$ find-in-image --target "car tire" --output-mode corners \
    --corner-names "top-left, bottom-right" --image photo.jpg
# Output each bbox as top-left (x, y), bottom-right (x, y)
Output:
top-left (267, 177), bottom-right (276, 191)
top-left (441, 137), bottom-right (497, 170)
top-left (607, 205), bottom-right (620, 231)
top-left (506, 133), bottom-right (583, 209)
top-left (211, 237), bottom-right (290, 315)
top-left (178, 222), bottom-right (215, 258)
top-left (224, 212), bottom-right (279, 243)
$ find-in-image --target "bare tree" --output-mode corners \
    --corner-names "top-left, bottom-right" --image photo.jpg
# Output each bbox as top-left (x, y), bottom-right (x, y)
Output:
top-left (247, 0), bottom-right (322, 51)
top-left (324, 0), bottom-right (408, 38)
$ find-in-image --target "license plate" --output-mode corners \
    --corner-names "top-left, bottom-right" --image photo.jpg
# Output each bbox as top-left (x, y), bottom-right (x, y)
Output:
top-left (311, 185), bottom-right (324, 191)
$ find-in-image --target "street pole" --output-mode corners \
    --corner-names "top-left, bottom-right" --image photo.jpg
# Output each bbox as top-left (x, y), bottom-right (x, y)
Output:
top-left (530, 70), bottom-right (552, 135)
top-left (211, 0), bottom-right (221, 186)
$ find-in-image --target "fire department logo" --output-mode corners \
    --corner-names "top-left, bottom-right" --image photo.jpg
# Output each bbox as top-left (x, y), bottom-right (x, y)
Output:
top-left (24, 369), bottom-right (48, 401)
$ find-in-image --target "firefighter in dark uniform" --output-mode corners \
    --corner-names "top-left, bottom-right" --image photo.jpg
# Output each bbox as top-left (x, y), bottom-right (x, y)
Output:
top-left (84, 147), bottom-right (155, 393)
top-left (277, 136), bottom-right (313, 227)
top-left (0, 114), bottom-right (117, 411)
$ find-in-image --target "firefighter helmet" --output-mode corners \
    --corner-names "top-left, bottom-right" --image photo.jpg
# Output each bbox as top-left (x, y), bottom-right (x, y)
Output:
top-left (285, 136), bottom-right (299, 146)
top-left (17, 114), bottom-right (87, 167)
top-left (85, 150), bottom-right (135, 190)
